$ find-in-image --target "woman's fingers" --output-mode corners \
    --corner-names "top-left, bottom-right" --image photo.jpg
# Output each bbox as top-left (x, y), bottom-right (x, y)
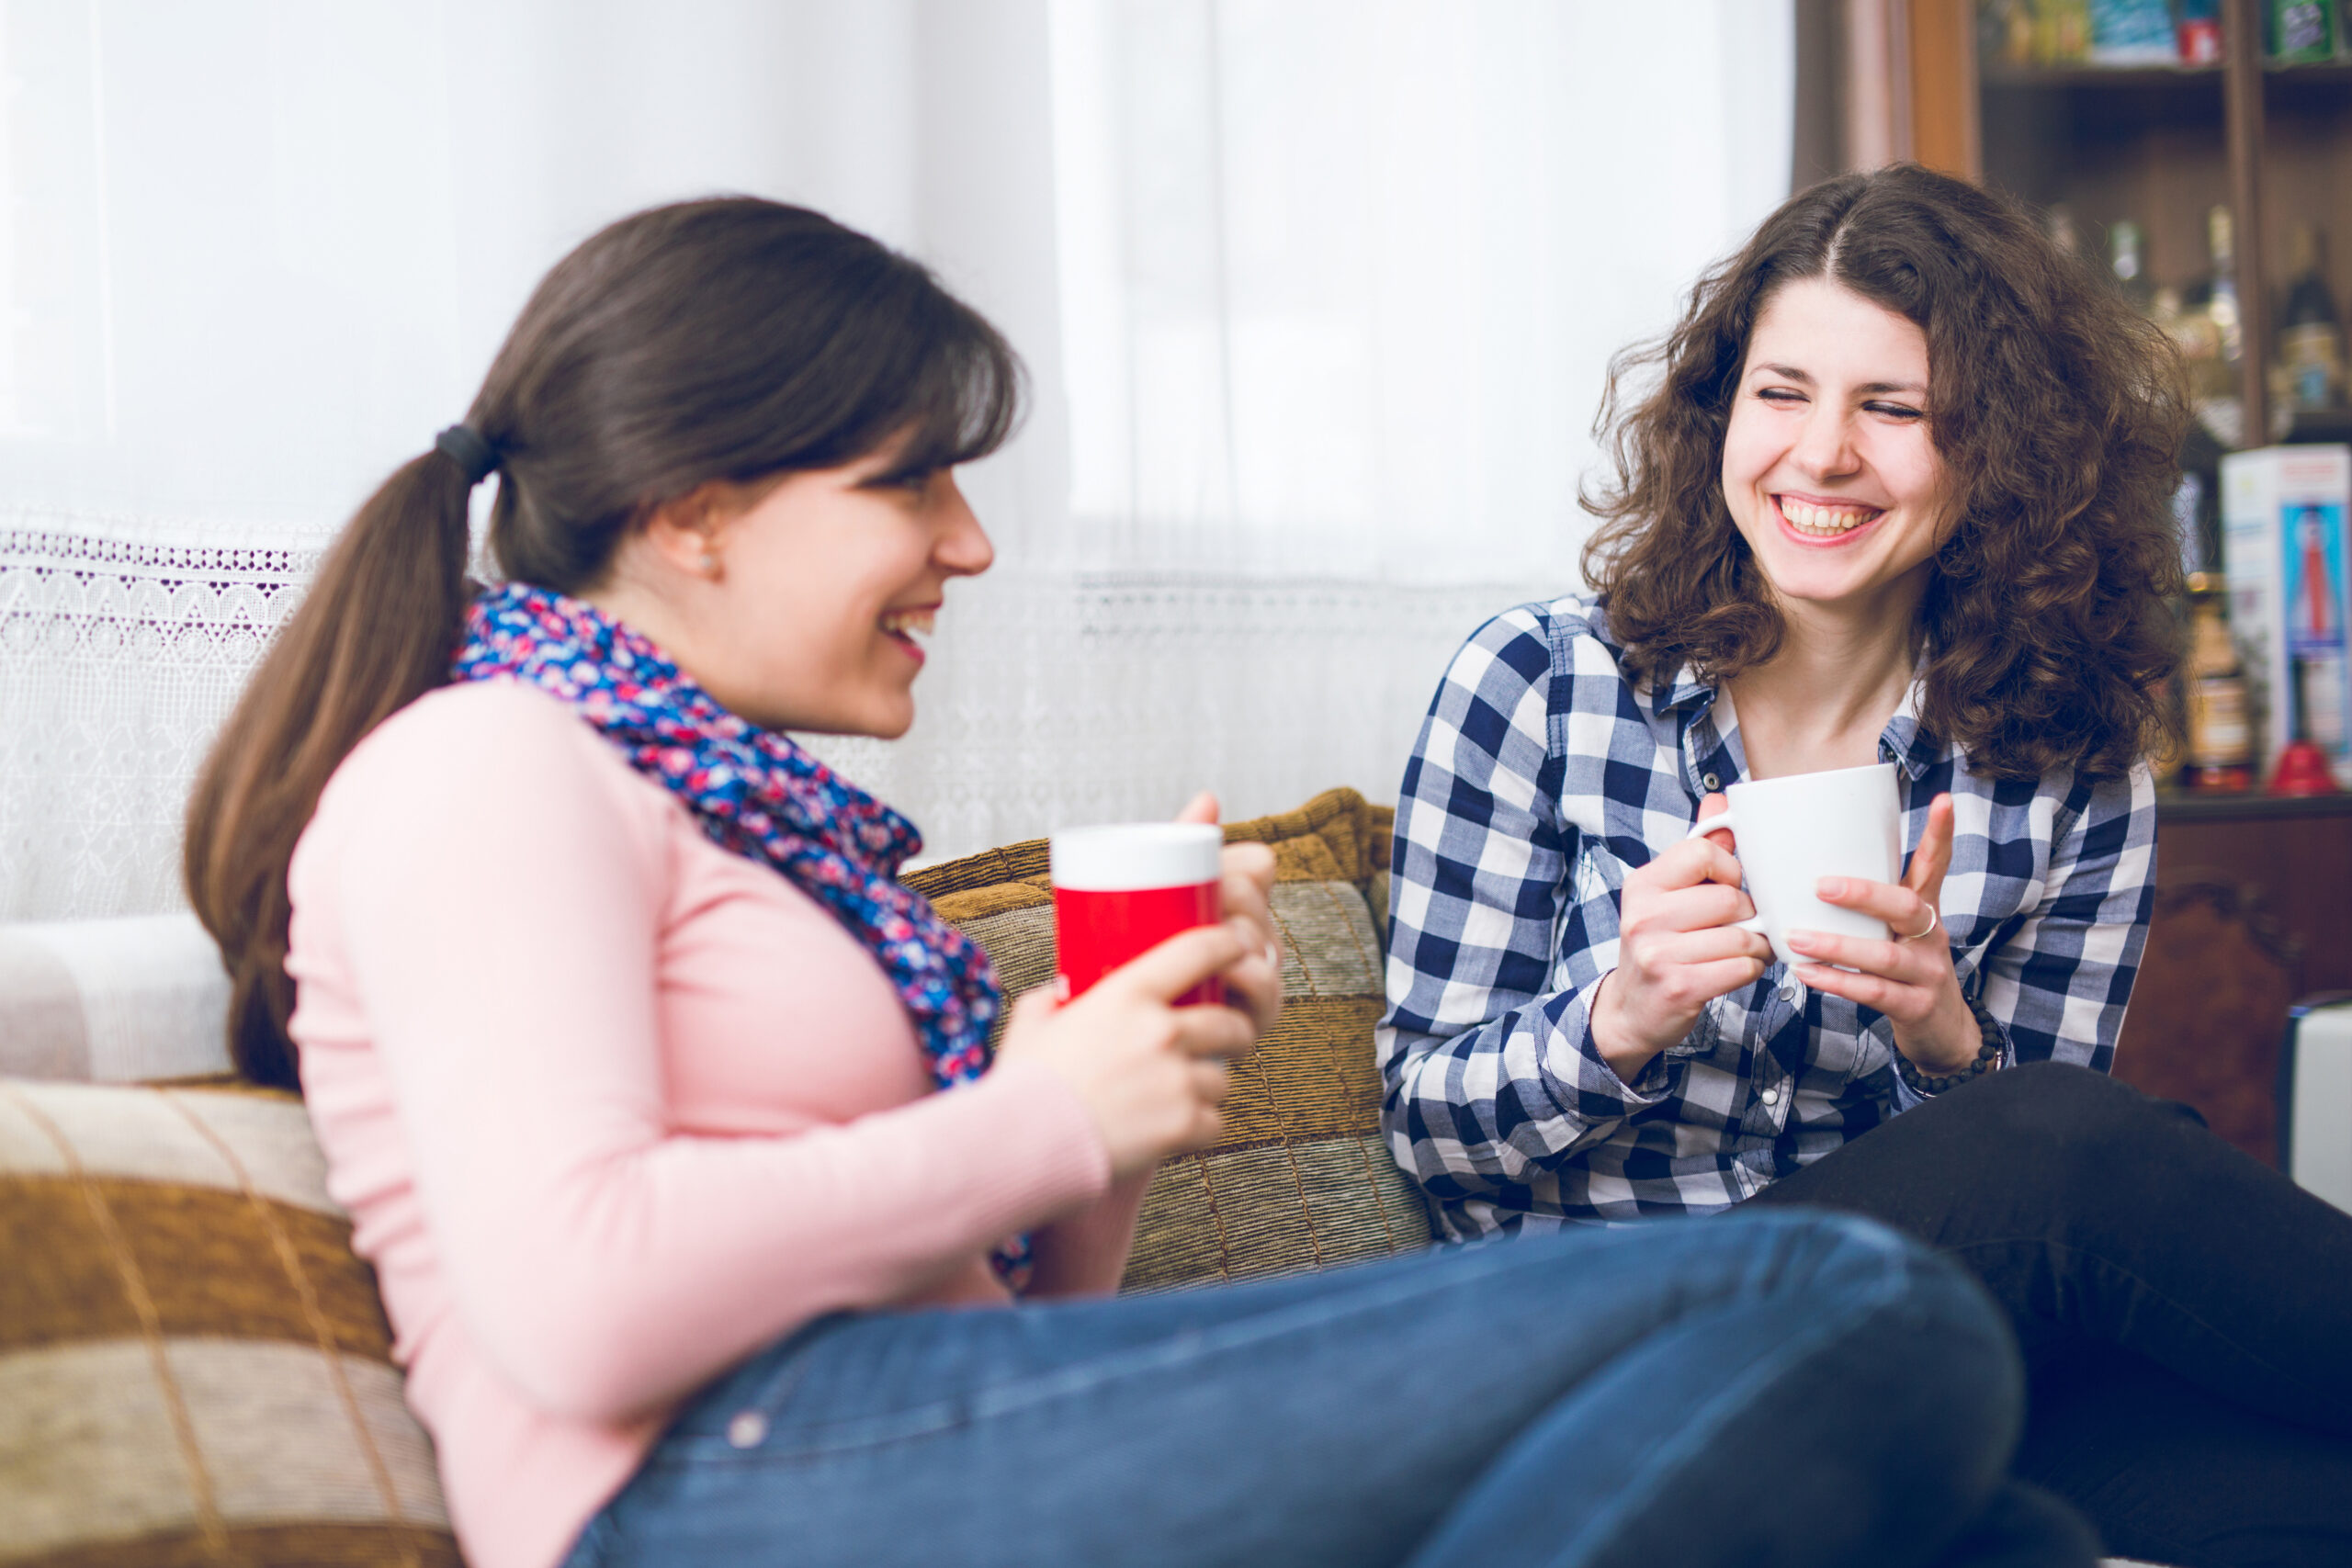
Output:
top-left (1783, 929), bottom-right (1922, 981)
top-left (1216, 946), bottom-right (1283, 1039)
top-left (1905, 793), bottom-right (1956, 904)
top-left (1645, 880), bottom-right (1758, 934)
top-left (1106, 922), bottom-right (1252, 1004)
top-left (1811, 874), bottom-right (1935, 938)
top-left (1188, 1056), bottom-right (1231, 1106)
top-left (1693, 791), bottom-right (1736, 852)
top-left (1665, 923), bottom-right (1775, 967)
top-left (1174, 790), bottom-right (1221, 826)
top-left (1218, 843), bottom-right (1277, 942)
top-left (1170, 995), bottom-right (1259, 1059)
top-left (1647, 834), bottom-right (1747, 894)
top-left (1791, 962), bottom-right (1940, 1026)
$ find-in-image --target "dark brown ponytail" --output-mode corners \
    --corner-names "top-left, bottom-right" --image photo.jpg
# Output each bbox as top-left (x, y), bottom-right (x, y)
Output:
top-left (185, 197), bottom-right (1023, 1087)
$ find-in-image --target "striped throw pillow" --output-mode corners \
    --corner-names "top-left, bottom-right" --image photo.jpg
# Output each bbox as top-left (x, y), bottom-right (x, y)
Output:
top-left (0, 1079), bottom-right (458, 1567)
top-left (905, 786), bottom-right (1435, 1291)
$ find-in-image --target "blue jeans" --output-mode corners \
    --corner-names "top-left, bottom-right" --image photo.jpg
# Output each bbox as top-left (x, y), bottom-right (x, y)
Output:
top-left (563, 1208), bottom-right (2086, 1568)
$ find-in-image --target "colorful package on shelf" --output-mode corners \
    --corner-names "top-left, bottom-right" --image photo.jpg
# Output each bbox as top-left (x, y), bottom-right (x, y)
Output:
top-left (2090, 0), bottom-right (2178, 63)
top-left (2222, 446), bottom-right (2352, 785)
top-left (2030, 0), bottom-right (2093, 62)
top-left (2270, 0), bottom-right (2337, 61)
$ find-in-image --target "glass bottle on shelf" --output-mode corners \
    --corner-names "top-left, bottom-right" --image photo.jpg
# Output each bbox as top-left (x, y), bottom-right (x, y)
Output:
top-left (2109, 219), bottom-right (2153, 312)
top-left (2183, 206), bottom-right (2245, 446)
top-left (2274, 220), bottom-right (2346, 415)
top-left (2187, 592), bottom-right (2255, 792)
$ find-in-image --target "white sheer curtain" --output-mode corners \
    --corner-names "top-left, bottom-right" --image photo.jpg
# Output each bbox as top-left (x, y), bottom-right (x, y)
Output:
top-left (0, 0), bottom-right (1792, 919)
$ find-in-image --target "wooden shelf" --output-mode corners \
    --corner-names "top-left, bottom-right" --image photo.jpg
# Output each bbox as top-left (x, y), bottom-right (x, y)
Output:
top-left (2157, 789), bottom-right (2352, 821)
top-left (1981, 62), bottom-right (2352, 92)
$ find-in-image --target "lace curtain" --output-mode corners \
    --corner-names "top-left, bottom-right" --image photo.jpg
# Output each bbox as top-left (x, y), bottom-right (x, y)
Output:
top-left (0, 0), bottom-right (1793, 919)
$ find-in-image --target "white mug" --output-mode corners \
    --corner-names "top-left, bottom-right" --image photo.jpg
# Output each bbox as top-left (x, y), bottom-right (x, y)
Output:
top-left (1681, 762), bottom-right (1905, 969)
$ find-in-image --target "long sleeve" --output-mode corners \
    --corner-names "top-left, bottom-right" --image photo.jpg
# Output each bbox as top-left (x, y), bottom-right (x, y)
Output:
top-left (309, 688), bottom-right (1112, 1425)
top-left (1375, 610), bottom-right (1678, 1206)
top-left (1974, 762), bottom-right (2157, 1074)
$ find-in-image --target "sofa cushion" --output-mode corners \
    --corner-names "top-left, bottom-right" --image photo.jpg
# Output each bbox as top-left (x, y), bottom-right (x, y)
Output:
top-left (904, 786), bottom-right (1433, 1292)
top-left (0, 1077), bottom-right (458, 1567)
top-left (0, 914), bottom-right (234, 1083)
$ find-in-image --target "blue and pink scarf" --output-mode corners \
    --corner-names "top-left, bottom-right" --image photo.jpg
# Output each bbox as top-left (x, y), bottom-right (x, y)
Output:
top-left (453, 582), bottom-right (1025, 1282)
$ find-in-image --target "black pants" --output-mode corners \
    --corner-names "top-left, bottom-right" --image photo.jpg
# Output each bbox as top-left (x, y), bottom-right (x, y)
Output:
top-left (1747, 1062), bottom-right (2352, 1568)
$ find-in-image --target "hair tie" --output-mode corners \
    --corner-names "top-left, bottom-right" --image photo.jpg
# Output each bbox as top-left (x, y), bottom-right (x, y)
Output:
top-left (434, 423), bottom-right (499, 487)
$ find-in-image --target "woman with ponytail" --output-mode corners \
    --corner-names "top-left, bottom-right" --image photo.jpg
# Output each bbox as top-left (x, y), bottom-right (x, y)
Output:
top-left (186, 198), bottom-right (2097, 1568)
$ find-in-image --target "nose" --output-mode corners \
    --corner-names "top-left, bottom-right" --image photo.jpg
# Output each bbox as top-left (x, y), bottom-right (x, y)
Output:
top-left (933, 474), bottom-right (995, 578)
top-left (1789, 402), bottom-right (1861, 481)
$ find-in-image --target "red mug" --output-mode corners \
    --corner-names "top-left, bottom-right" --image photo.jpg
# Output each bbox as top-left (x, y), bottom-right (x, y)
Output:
top-left (1049, 823), bottom-right (1226, 1004)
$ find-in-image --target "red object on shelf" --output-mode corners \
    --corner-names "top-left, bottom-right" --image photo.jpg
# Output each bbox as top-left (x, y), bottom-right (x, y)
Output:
top-left (2177, 18), bottom-right (2222, 65)
top-left (2268, 739), bottom-right (2343, 796)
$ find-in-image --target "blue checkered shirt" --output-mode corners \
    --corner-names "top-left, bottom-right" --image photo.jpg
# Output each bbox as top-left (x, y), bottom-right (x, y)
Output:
top-left (1378, 595), bottom-right (2157, 1238)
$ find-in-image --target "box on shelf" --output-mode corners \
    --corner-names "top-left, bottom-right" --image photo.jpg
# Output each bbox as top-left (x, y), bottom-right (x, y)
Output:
top-left (2222, 445), bottom-right (2352, 786)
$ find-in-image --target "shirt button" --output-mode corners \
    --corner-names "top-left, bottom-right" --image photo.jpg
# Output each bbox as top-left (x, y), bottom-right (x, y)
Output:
top-left (1760, 1086), bottom-right (1782, 1106)
top-left (726, 1411), bottom-right (768, 1450)
top-left (1702, 773), bottom-right (1721, 791)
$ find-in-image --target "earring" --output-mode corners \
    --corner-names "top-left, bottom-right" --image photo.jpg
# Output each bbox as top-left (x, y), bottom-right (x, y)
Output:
top-left (697, 551), bottom-right (720, 578)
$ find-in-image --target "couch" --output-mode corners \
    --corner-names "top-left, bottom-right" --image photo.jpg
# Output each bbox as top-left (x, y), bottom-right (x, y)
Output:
top-left (0, 784), bottom-right (2173, 1568)
top-left (0, 787), bottom-right (1427, 1567)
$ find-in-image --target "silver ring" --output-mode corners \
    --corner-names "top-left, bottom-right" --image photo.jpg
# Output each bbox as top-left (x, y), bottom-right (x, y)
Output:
top-left (1903, 905), bottom-right (1940, 942)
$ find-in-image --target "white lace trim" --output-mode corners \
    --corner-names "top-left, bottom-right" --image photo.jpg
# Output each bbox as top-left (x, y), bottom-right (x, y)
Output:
top-left (5, 506), bottom-right (1554, 919)
top-left (1, 508), bottom-right (325, 920)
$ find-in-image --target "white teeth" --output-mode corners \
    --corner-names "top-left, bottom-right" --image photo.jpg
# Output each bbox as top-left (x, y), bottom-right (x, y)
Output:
top-left (1780, 498), bottom-right (1879, 536)
top-left (881, 608), bottom-right (936, 640)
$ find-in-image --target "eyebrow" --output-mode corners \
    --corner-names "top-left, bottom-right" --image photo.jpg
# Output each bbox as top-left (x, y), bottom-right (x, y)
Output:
top-left (1751, 362), bottom-right (1928, 397)
top-left (855, 457), bottom-right (936, 488)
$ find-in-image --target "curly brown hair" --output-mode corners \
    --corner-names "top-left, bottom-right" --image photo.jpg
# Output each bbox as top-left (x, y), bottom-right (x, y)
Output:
top-left (1581, 163), bottom-right (2188, 781)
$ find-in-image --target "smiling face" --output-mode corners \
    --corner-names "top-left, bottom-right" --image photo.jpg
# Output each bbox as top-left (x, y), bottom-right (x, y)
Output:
top-left (597, 442), bottom-right (995, 739)
top-left (1720, 276), bottom-right (1956, 625)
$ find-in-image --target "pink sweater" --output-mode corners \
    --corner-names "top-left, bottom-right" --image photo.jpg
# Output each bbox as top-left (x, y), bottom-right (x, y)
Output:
top-left (286, 682), bottom-right (1130, 1568)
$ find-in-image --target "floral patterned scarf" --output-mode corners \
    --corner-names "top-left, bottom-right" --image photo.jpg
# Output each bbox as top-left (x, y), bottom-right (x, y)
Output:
top-left (453, 582), bottom-right (1025, 1283)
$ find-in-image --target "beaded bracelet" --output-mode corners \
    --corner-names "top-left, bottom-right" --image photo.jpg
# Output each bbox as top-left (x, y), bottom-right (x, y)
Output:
top-left (1893, 994), bottom-right (2006, 1097)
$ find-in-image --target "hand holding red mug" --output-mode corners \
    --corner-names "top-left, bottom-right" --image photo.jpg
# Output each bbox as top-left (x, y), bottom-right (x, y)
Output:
top-left (996, 794), bottom-right (1283, 1179)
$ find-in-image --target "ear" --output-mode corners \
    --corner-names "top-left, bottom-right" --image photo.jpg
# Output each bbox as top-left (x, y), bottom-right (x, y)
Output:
top-left (641, 483), bottom-right (739, 581)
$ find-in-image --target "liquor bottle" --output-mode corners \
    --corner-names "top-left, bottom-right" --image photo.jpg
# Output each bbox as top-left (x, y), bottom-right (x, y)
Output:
top-left (2109, 219), bottom-right (2152, 312)
top-left (2182, 207), bottom-right (2246, 445)
top-left (2275, 221), bottom-right (2346, 412)
top-left (2188, 594), bottom-right (2255, 792)
top-left (2203, 205), bottom-right (2244, 375)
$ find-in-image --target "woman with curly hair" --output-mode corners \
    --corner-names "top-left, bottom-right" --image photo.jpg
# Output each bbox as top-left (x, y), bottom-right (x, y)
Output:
top-left (1381, 163), bottom-right (2352, 1566)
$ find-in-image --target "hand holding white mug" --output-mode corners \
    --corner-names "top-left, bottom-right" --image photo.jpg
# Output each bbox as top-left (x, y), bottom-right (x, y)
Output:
top-left (1786, 792), bottom-right (1981, 1075)
top-left (1588, 793), bottom-right (1773, 1077)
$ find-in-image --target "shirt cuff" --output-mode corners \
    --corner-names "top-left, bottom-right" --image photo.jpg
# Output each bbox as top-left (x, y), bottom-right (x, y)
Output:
top-left (1545, 971), bottom-right (1679, 1111)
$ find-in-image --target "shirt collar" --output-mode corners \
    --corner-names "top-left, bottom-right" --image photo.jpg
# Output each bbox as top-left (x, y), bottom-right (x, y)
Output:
top-left (1655, 662), bottom-right (1948, 782)
top-left (1878, 677), bottom-right (1947, 781)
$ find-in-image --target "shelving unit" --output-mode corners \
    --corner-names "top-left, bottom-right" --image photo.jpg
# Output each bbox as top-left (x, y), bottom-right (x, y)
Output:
top-left (1898, 2), bottom-right (2352, 1165)
top-left (1913, 0), bottom-right (2352, 442)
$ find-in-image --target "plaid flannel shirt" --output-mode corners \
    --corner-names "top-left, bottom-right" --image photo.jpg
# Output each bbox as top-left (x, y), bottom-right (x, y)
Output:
top-left (1378, 595), bottom-right (2157, 1238)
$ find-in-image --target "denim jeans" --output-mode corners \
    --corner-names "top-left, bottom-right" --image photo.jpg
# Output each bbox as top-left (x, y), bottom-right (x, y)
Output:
top-left (563, 1208), bottom-right (2093, 1568)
